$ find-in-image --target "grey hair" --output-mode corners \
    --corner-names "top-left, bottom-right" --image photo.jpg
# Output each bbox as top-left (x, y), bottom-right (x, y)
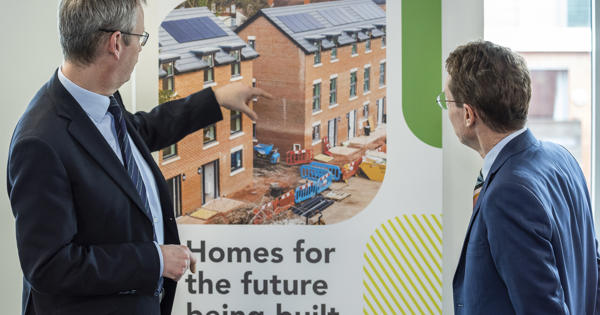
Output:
top-left (58, 0), bottom-right (146, 65)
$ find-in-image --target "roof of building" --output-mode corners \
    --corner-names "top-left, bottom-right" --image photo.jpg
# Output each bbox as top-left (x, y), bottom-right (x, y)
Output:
top-left (159, 7), bottom-right (259, 76)
top-left (372, 0), bottom-right (386, 4)
top-left (236, 0), bottom-right (386, 54)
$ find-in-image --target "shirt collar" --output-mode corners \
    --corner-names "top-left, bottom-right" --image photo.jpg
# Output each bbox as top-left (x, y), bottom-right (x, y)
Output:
top-left (482, 127), bottom-right (528, 180)
top-left (57, 67), bottom-right (111, 123)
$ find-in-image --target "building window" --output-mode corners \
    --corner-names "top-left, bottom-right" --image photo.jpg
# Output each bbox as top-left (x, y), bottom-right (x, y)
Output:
top-left (248, 39), bottom-right (256, 49)
top-left (382, 35), bottom-right (386, 48)
top-left (379, 62), bottom-right (386, 87)
top-left (252, 122), bottom-right (257, 140)
top-left (230, 110), bottom-right (242, 134)
top-left (331, 46), bottom-right (337, 60)
top-left (329, 78), bottom-right (337, 105)
top-left (350, 71), bottom-right (357, 98)
top-left (203, 54), bottom-right (214, 83)
top-left (231, 49), bottom-right (241, 77)
top-left (363, 104), bottom-right (369, 117)
top-left (366, 39), bottom-right (371, 52)
top-left (231, 149), bottom-right (243, 172)
top-left (162, 62), bottom-right (175, 91)
top-left (364, 66), bottom-right (371, 93)
top-left (252, 78), bottom-right (258, 101)
top-left (313, 82), bottom-right (321, 112)
top-left (162, 144), bottom-right (177, 159)
top-left (351, 33), bottom-right (358, 55)
top-left (314, 41), bottom-right (322, 65)
top-left (204, 124), bottom-right (216, 144)
top-left (312, 124), bottom-right (321, 143)
top-left (568, 0), bottom-right (590, 27)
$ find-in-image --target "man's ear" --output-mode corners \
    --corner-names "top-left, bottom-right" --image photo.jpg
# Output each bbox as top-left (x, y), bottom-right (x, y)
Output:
top-left (463, 103), bottom-right (478, 127)
top-left (106, 31), bottom-right (123, 59)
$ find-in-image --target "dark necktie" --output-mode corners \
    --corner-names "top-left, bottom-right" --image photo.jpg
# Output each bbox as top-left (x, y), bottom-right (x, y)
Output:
top-left (108, 96), bottom-right (163, 294)
top-left (473, 169), bottom-right (484, 209)
top-left (108, 96), bottom-right (155, 231)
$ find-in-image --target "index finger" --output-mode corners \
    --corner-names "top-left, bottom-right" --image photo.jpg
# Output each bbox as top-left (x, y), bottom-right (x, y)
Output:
top-left (250, 87), bottom-right (273, 100)
top-left (190, 256), bottom-right (197, 273)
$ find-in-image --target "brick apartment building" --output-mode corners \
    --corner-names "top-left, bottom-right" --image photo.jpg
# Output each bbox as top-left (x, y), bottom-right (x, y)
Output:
top-left (236, 0), bottom-right (386, 155)
top-left (158, 7), bottom-right (259, 217)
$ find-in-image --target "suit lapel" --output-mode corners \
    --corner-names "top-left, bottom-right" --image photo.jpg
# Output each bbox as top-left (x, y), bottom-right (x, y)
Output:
top-left (51, 72), bottom-right (151, 223)
top-left (453, 130), bottom-right (538, 285)
top-left (113, 93), bottom-right (179, 243)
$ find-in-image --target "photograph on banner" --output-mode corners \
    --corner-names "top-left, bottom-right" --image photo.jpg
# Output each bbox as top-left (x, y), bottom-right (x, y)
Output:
top-left (156, 0), bottom-right (388, 225)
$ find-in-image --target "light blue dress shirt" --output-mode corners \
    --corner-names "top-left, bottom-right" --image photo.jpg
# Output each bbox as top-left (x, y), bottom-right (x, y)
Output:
top-left (482, 127), bottom-right (528, 180)
top-left (58, 68), bottom-right (164, 285)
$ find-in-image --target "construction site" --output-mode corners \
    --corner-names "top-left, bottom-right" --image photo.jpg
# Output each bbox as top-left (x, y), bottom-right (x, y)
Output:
top-left (176, 125), bottom-right (387, 225)
top-left (160, 0), bottom-right (388, 225)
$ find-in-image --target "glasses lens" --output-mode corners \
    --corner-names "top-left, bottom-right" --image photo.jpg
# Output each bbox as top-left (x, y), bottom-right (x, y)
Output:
top-left (139, 32), bottom-right (148, 46)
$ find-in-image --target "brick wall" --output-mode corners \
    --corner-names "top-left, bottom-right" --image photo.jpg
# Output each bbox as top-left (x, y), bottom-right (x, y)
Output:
top-left (237, 16), bottom-right (307, 153)
top-left (238, 16), bottom-right (387, 156)
top-left (158, 61), bottom-right (254, 216)
top-left (304, 38), bottom-right (387, 154)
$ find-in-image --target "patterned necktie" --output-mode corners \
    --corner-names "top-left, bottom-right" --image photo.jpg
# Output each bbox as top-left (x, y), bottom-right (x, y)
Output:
top-left (108, 96), bottom-right (163, 295)
top-left (473, 169), bottom-right (484, 209)
top-left (108, 97), bottom-right (156, 239)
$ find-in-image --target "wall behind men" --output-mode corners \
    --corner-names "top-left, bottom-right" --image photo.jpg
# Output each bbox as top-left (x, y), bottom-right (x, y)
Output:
top-left (0, 1), bottom-right (63, 313)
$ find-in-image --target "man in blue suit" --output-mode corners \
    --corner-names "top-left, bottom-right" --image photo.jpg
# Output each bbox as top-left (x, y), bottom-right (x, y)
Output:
top-left (442, 41), bottom-right (599, 314)
top-left (7, 0), bottom-right (269, 314)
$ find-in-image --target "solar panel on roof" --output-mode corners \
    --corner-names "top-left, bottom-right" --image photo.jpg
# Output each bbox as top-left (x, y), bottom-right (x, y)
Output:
top-left (352, 4), bottom-right (386, 20)
top-left (161, 17), bottom-right (228, 43)
top-left (277, 13), bottom-right (324, 33)
top-left (320, 8), bottom-right (361, 26)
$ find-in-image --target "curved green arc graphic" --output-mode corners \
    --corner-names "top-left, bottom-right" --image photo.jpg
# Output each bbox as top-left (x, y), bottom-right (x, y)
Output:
top-left (401, 0), bottom-right (442, 148)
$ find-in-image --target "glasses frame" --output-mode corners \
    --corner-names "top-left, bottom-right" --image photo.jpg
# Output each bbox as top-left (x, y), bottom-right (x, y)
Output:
top-left (99, 29), bottom-right (149, 47)
top-left (436, 92), bottom-right (460, 110)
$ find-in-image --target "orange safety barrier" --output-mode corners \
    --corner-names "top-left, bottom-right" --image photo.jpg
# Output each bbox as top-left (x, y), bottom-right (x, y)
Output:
top-left (322, 136), bottom-right (332, 156)
top-left (342, 157), bottom-right (363, 181)
top-left (275, 190), bottom-right (295, 214)
top-left (286, 149), bottom-right (314, 165)
top-left (251, 200), bottom-right (277, 224)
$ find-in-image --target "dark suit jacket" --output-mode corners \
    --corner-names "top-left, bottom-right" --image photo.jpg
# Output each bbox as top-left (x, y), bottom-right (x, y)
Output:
top-left (7, 70), bottom-right (223, 315)
top-left (453, 130), bottom-right (600, 314)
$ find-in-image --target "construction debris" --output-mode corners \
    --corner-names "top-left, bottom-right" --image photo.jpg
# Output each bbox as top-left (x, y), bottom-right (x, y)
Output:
top-left (324, 190), bottom-right (351, 201)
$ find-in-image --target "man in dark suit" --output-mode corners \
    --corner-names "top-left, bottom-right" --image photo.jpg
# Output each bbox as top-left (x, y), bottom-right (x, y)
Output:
top-left (6, 0), bottom-right (269, 314)
top-left (441, 41), bottom-right (599, 314)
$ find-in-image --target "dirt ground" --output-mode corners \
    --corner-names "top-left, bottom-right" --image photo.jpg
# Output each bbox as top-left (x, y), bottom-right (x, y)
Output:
top-left (227, 161), bottom-right (305, 205)
top-left (318, 176), bottom-right (382, 225)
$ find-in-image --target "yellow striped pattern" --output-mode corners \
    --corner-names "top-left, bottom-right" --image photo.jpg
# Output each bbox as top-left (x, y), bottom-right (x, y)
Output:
top-left (362, 215), bottom-right (442, 314)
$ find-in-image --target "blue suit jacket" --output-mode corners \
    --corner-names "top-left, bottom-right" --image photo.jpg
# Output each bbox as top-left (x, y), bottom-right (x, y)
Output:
top-left (453, 130), bottom-right (600, 314)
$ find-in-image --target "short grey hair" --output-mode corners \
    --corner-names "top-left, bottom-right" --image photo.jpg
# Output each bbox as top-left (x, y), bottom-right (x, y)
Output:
top-left (58, 0), bottom-right (147, 65)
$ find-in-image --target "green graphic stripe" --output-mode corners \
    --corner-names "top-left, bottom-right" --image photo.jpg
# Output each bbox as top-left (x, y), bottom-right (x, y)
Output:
top-left (402, 0), bottom-right (442, 148)
top-left (396, 217), bottom-right (442, 272)
top-left (363, 215), bottom-right (443, 314)
top-left (364, 254), bottom-right (403, 311)
top-left (423, 215), bottom-right (442, 243)
top-left (364, 294), bottom-right (377, 315)
top-left (375, 231), bottom-right (432, 314)
top-left (368, 243), bottom-right (417, 314)
top-left (380, 225), bottom-right (441, 303)
top-left (389, 219), bottom-right (441, 282)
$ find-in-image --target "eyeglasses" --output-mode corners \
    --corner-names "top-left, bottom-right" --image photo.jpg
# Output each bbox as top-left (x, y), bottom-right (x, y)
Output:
top-left (99, 29), bottom-right (149, 47)
top-left (436, 91), bottom-right (460, 110)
